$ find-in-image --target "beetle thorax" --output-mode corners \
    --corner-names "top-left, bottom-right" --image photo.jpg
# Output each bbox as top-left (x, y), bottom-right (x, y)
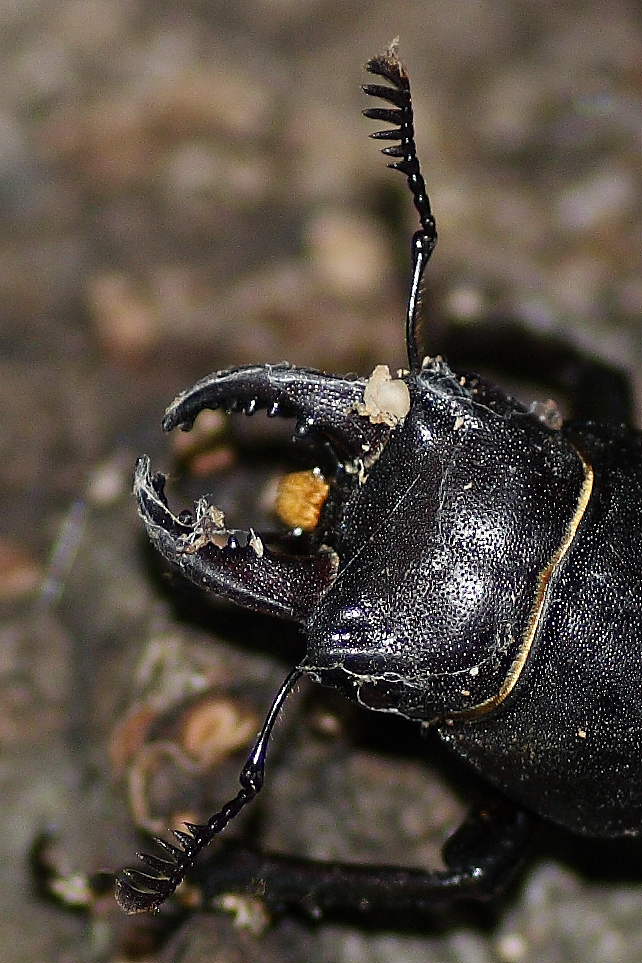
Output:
top-left (304, 374), bottom-right (590, 723)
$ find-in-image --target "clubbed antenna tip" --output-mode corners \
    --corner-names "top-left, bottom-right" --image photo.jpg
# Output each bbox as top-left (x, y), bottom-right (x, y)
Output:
top-left (115, 667), bottom-right (302, 914)
top-left (363, 43), bottom-right (437, 371)
top-left (363, 43), bottom-right (434, 238)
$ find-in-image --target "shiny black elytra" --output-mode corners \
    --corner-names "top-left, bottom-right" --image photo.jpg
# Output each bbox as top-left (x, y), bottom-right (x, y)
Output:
top-left (115, 46), bottom-right (642, 919)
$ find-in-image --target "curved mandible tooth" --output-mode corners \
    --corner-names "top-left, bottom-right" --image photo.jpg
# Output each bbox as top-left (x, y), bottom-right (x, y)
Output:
top-left (133, 457), bottom-right (194, 540)
top-left (161, 363), bottom-right (390, 460)
top-left (134, 456), bottom-right (339, 623)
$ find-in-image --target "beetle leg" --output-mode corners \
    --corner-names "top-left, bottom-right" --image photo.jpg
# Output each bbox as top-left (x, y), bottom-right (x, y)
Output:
top-left (134, 457), bottom-right (339, 621)
top-left (190, 799), bottom-right (532, 919)
top-left (162, 363), bottom-right (392, 463)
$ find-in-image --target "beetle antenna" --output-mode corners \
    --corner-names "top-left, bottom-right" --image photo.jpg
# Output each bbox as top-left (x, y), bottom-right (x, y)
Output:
top-left (363, 42), bottom-right (437, 372)
top-left (114, 665), bottom-right (302, 914)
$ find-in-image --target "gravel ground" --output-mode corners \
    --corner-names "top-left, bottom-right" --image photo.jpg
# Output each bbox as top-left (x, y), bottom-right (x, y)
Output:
top-left (1, 2), bottom-right (641, 962)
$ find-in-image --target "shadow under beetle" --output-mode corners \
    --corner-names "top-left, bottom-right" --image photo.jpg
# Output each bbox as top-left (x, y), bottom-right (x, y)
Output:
top-left (116, 45), bottom-right (642, 919)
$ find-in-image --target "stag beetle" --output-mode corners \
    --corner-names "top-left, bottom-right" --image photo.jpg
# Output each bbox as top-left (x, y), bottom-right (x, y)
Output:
top-left (115, 45), bottom-right (642, 919)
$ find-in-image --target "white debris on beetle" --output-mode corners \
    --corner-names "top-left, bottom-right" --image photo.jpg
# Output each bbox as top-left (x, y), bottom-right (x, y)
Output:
top-left (355, 364), bottom-right (410, 427)
top-left (344, 457), bottom-right (368, 484)
top-left (179, 498), bottom-right (228, 554)
top-left (454, 415), bottom-right (465, 430)
top-left (530, 398), bottom-right (564, 431)
top-left (248, 529), bottom-right (264, 557)
top-left (195, 497), bottom-right (225, 527)
top-left (387, 35), bottom-right (400, 58)
top-left (577, 728), bottom-right (587, 739)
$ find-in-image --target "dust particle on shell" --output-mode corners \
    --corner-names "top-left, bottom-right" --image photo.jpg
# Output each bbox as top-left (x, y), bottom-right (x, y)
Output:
top-left (355, 364), bottom-right (411, 427)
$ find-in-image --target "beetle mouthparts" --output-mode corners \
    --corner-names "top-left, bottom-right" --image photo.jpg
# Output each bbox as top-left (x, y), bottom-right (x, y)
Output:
top-left (162, 363), bottom-right (393, 463)
top-left (131, 362), bottom-right (401, 624)
top-left (133, 455), bottom-right (339, 622)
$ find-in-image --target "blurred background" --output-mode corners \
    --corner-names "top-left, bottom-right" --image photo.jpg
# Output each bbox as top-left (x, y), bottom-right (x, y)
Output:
top-left (1, 1), bottom-right (641, 961)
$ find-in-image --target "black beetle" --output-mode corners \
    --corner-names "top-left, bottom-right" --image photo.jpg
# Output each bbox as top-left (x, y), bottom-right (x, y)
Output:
top-left (116, 45), bottom-right (642, 919)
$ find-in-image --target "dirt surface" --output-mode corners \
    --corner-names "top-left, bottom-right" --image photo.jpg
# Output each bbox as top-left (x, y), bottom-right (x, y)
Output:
top-left (2, 2), bottom-right (641, 961)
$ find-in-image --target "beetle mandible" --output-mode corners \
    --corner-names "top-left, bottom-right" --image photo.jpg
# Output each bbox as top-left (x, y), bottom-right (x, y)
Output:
top-left (116, 44), bottom-right (642, 918)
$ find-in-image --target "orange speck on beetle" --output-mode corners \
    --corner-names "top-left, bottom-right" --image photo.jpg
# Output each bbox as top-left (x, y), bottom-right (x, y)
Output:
top-left (275, 469), bottom-right (330, 531)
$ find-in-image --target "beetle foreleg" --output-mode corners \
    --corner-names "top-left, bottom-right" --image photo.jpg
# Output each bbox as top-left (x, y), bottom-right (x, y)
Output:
top-left (191, 799), bottom-right (532, 920)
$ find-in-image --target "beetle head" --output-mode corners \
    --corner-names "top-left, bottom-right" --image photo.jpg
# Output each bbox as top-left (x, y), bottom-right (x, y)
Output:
top-left (135, 352), bottom-right (587, 724)
top-left (134, 43), bottom-right (589, 726)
